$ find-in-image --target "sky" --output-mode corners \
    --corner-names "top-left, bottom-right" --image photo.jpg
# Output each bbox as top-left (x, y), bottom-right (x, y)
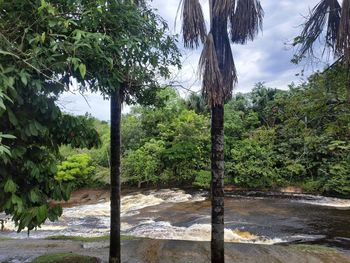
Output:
top-left (59, 0), bottom-right (324, 121)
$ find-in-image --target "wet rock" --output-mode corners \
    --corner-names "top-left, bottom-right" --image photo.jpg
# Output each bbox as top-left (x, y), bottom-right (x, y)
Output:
top-left (0, 239), bottom-right (349, 263)
top-left (83, 242), bottom-right (109, 249)
top-left (121, 239), bottom-right (350, 263)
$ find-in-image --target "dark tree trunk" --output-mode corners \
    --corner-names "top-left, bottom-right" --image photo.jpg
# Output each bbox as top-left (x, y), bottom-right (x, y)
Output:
top-left (347, 77), bottom-right (350, 104)
top-left (210, 1), bottom-right (227, 262)
top-left (109, 87), bottom-right (122, 263)
top-left (347, 65), bottom-right (350, 104)
top-left (210, 105), bottom-right (225, 263)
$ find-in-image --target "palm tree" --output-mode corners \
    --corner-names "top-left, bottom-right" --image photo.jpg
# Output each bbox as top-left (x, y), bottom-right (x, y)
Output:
top-left (179, 0), bottom-right (263, 262)
top-left (295, 0), bottom-right (350, 103)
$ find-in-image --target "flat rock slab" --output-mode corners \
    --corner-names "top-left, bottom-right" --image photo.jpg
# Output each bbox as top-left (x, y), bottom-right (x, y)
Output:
top-left (0, 239), bottom-right (349, 263)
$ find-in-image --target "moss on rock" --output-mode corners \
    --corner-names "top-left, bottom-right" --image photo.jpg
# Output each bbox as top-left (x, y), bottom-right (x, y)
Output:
top-left (31, 252), bottom-right (99, 263)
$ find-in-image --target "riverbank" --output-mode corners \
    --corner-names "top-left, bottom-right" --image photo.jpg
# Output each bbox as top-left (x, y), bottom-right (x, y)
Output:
top-left (1, 238), bottom-right (349, 263)
top-left (56, 186), bottom-right (350, 209)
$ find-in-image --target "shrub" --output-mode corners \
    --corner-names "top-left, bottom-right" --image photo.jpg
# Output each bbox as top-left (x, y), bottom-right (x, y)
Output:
top-left (193, 170), bottom-right (211, 189)
top-left (55, 154), bottom-right (96, 188)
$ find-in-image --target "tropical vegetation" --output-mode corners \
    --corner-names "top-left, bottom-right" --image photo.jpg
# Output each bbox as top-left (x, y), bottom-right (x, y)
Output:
top-left (60, 66), bottom-right (350, 197)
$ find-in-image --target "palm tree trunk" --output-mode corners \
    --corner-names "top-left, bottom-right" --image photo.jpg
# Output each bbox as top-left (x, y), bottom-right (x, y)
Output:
top-left (211, 104), bottom-right (225, 263)
top-left (210, 0), bottom-right (226, 261)
top-left (347, 65), bottom-right (350, 104)
top-left (109, 87), bottom-right (122, 263)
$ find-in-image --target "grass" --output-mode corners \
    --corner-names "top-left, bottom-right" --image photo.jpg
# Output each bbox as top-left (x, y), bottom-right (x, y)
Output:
top-left (292, 244), bottom-right (339, 253)
top-left (0, 237), bottom-right (13, 241)
top-left (31, 252), bottom-right (99, 263)
top-left (45, 235), bottom-right (140, 242)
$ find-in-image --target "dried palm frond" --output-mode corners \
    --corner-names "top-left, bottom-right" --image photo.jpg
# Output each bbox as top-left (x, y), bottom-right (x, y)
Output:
top-left (199, 33), bottom-right (223, 106)
top-left (220, 33), bottom-right (237, 102)
top-left (296, 0), bottom-right (341, 58)
top-left (180, 0), bottom-right (207, 49)
top-left (337, 0), bottom-right (350, 61)
top-left (230, 0), bottom-right (264, 44)
top-left (199, 33), bottom-right (236, 106)
top-left (133, 0), bottom-right (144, 5)
top-left (213, 0), bottom-right (235, 18)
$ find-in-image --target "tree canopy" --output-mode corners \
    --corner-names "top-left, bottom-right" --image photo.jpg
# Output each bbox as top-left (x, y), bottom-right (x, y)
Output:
top-left (0, 0), bottom-right (180, 232)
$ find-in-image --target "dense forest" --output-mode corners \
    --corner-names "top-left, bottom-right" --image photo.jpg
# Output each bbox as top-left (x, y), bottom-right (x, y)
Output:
top-left (59, 65), bottom-right (350, 196)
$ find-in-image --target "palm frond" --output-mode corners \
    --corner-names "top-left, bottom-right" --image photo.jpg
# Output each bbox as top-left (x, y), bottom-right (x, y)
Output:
top-left (133, 0), bottom-right (145, 5)
top-left (213, 0), bottom-right (235, 18)
top-left (199, 33), bottom-right (236, 106)
top-left (199, 33), bottom-right (223, 106)
top-left (180, 0), bottom-right (207, 49)
top-left (337, 0), bottom-right (350, 61)
top-left (221, 33), bottom-right (237, 102)
top-left (230, 0), bottom-right (264, 44)
top-left (296, 0), bottom-right (341, 58)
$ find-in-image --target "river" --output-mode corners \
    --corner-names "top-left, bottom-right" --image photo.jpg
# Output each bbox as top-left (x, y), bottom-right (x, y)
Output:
top-left (1, 189), bottom-right (350, 251)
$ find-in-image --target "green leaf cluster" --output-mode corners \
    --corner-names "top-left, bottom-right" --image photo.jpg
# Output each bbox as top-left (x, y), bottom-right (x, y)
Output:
top-left (121, 88), bottom-right (210, 186)
top-left (55, 154), bottom-right (96, 188)
top-left (223, 66), bottom-right (350, 195)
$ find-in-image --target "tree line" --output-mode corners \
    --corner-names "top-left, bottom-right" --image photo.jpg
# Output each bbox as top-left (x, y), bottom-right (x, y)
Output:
top-left (60, 66), bottom-right (350, 197)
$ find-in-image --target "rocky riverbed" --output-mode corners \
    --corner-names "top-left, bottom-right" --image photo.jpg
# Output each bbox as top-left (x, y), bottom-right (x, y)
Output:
top-left (1, 188), bottom-right (350, 262)
top-left (1, 238), bottom-right (350, 263)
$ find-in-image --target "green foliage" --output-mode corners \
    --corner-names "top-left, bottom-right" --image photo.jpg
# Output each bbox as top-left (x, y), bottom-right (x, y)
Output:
top-left (121, 89), bottom-right (210, 186)
top-left (213, 66), bottom-right (348, 195)
top-left (227, 137), bottom-right (280, 188)
top-left (0, 132), bottom-right (15, 158)
top-left (121, 115), bottom-right (145, 153)
top-left (122, 139), bottom-right (165, 186)
top-left (0, 0), bottom-right (180, 232)
top-left (193, 170), bottom-right (211, 189)
top-left (0, 91), bottom-right (99, 231)
top-left (59, 68), bottom-right (349, 197)
top-left (59, 89), bottom-right (209, 188)
top-left (59, 118), bottom-right (111, 186)
top-left (56, 154), bottom-right (96, 188)
top-left (323, 161), bottom-right (350, 195)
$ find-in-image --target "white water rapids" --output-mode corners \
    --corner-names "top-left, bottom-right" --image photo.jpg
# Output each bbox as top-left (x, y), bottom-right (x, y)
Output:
top-left (1, 189), bottom-right (350, 246)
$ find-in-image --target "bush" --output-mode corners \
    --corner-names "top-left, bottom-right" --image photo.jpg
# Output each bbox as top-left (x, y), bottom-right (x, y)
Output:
top-left (55, 154), bottom-right (96, 188)
top-left (300, 180), bottom-right (323, 193)
top-left (227, 138), bottom-right (280, 188)
top-left (122, 139), bottom-right (165, 186)
top-left (193, 170), bottom-right (211, 189)
top-left (322, 161), bottom-right (350, 195)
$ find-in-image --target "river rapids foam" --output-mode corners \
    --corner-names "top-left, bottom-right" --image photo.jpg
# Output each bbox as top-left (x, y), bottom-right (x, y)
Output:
top-left (1, 189), bottom-right (349, 245)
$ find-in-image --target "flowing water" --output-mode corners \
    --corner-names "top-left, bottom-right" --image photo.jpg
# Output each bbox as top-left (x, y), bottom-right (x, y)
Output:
top-left (1, 189), bottom-right (350, 250)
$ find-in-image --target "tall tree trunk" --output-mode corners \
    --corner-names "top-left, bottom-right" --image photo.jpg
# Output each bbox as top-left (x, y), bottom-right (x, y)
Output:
top-left (211, 104), bottom-right (225, 263)
top-left (109, 87), bottom-right (122, 263)
top-left (347, 64), bottom-right (350, 104)
top-left (347, 77), bottom-right (350, 104)
top-left (210, 0), bottom-right (227, 261)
